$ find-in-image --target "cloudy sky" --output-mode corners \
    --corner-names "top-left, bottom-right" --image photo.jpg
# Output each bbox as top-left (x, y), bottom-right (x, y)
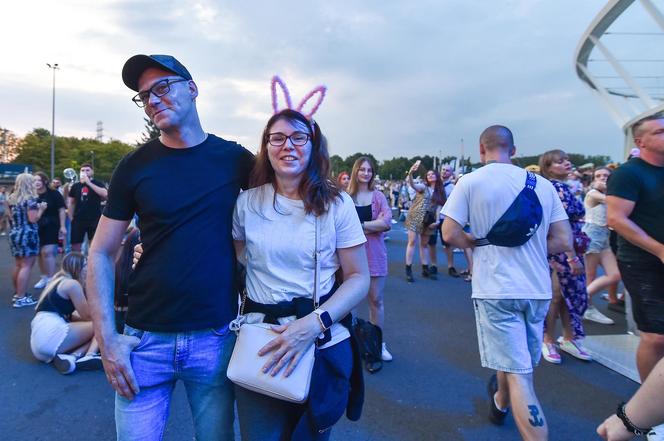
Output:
top-left (0, 0), bottom-right (654, 162)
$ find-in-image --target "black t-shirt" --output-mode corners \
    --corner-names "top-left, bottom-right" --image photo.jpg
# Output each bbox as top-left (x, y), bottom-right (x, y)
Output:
top-left (606, 157), bottom-right (664, 264)
top-left (69, 179), bottom-right (106, 223)
top-left (103, 134), bottom-right (254, 332)
top-left (37, 188), bottom-right (65, 227)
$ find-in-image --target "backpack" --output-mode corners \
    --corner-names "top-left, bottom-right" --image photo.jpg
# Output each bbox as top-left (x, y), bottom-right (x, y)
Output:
top-left (475, 171), bottom-right (543, 248)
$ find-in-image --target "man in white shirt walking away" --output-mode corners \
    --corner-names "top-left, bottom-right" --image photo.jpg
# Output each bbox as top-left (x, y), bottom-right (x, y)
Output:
top-left (442, 125), bottom-right (573, 441)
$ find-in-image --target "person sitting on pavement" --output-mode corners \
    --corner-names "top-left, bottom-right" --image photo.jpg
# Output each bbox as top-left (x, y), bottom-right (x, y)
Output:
top-left (30, 252), bottom-right (103, 374)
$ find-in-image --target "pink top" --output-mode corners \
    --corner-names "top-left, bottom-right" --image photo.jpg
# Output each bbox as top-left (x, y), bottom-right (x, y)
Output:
top-left (364, 191), bottom-right (392, 277)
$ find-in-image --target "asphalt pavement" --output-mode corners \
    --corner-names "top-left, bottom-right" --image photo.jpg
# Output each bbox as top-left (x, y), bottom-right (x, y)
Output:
top-left (0, 224), bottom-right (639, 440)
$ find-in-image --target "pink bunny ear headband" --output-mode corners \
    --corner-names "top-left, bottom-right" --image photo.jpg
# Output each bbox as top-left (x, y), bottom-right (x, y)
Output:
top-left (270, 75), bottom-right (327, 122)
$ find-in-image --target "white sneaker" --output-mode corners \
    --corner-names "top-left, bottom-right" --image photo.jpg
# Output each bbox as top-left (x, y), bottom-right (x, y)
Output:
top-left (12, 295), bottom-right (37, 308)
top-left (34, 276), bottom-right (50, 290)
top-left (52, 354), bottom-right (77, 375)
top-left (381, 342), bottom-right (393, 362)
top-left (583, 306), bottom-right (614, 325)
top-left (557, 337), bottom-right (593, 361)
top-left (648, 424), bottom-right (664, 441)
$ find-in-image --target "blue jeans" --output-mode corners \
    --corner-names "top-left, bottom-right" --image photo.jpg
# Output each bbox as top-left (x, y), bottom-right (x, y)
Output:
top-left (115, 324), bottom-right (236, 441)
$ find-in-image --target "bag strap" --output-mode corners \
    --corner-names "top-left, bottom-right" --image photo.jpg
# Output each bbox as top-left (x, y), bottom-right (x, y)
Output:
top-left (230, 215), bottom-right (322, 332)
top-left (474, 171), bottom-right (538, 247)
top-left (314, 215), bottom-right (320, 309)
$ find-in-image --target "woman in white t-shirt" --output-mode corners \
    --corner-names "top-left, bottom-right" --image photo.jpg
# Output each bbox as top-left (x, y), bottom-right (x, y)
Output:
top-left (232, 109), bottom-right (370, 440)
top-left (582, 167), bottom-right (621, 325)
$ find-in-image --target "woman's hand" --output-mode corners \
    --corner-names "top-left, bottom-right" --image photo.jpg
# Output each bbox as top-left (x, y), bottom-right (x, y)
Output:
top-left (409, 161), bottom-right (421, 174)
top-left (257, 315), bottom-right (321, 377)
top-left (568, 257), bottom-right (584, 276)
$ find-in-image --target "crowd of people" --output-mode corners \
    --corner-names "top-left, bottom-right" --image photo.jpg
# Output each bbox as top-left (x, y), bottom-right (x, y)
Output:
top-left (3, 53), bottom-right (664, 441)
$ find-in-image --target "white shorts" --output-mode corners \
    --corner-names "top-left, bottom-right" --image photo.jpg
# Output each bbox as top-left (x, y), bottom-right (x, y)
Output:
top-left (30, 312), bottom-right (70, 362)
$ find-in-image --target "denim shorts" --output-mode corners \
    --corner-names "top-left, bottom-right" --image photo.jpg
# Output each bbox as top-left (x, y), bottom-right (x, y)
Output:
top-left (473, 298), bottom-right (550, 374)
top-left (618, 261), bottom-right (664, 334)
top-left (582, 223), bottom-right (610, 254)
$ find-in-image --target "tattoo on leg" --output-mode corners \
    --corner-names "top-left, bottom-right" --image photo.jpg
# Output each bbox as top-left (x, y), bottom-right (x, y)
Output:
top-left (527, 405), bottom-right (544, 427)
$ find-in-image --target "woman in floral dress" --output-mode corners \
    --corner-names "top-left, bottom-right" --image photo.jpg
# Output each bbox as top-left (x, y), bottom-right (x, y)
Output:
top-left (539, 150), bottom-right (592, 364)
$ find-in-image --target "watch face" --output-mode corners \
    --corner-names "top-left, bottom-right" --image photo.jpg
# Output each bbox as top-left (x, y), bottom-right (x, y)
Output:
top-left (318, 310), bottom-right (333, 329)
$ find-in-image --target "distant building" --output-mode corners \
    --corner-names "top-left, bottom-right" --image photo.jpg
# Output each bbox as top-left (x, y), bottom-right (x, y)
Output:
top-left (0, 163), bottom-right (33, 186)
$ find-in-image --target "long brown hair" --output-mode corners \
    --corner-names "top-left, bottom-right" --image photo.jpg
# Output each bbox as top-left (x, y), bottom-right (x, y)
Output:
top-left (427, 170), bottom-right (447, 207)
top-left (249, 109), bottom-right (340, 216)
top-left (347, 157), bottom-right (376, 199)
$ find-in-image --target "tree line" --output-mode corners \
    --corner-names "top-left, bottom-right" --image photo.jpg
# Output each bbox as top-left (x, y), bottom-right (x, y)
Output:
top-left (331, 152), bottom-right (612, 180)
top-left (6, 123), bottom-right (613, 183)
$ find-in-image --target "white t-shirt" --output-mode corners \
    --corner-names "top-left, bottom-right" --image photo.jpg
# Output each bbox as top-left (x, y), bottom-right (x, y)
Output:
top-left (442, 163), bottom-right (568, 300)
top-left (233, 184), bottom-right (366, 347)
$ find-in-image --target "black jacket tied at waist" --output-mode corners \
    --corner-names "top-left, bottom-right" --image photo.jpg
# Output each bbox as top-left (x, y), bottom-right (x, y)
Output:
top-left (243, 287), bottom-right (338, 344)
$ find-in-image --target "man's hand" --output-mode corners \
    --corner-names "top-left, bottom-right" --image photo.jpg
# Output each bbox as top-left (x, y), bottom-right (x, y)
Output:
top-left (80, 173), bottom-right (89, 185)
top-left (597, 414), bottom-right (634, 441)
top-left (132, 243), bottom-right (143, 269)
top-left (101, 334), bottom-right (141, 400)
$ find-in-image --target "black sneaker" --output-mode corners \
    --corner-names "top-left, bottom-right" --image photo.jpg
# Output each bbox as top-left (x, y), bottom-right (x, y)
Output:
top-left (448, 267), bottom-right (460, 278)
top-left (405, 265), bottom-right (415, 283)
top-left (429, 266), bottom-right (438, 280)
top-left (487, 374), bottom-right (508, 425)
top-left (76, 354), bottom-right (104, 371)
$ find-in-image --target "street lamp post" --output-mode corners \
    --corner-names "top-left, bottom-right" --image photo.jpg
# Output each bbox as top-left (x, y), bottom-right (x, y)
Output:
top-left (46, 63), bottom-right (59, 180)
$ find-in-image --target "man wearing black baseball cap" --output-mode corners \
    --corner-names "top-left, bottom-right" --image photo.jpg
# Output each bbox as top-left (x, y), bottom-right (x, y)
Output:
top-left (87, 54), bottom-right (254, 441)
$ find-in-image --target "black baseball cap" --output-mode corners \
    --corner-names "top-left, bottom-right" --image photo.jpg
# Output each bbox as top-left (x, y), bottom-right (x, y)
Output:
top-left (122, 54), bottom-right (193, 91)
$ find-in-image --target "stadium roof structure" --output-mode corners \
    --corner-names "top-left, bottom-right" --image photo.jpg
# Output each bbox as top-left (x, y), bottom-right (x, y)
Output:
top-left (575, 0), bottom-right (664, 157)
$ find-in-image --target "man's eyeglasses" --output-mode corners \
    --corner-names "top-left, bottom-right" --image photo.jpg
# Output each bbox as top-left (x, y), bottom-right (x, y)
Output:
top-left (132, 78), bottom-right (189, 108)
top-left (267, 132), bottom-right (311, 147)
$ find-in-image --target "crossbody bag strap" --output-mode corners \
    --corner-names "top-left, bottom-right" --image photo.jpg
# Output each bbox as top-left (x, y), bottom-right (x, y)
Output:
top-left (314, 215), bottom-right (321, 310)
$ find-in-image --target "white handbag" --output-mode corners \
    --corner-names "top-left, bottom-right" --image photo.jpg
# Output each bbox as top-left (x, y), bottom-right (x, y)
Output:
top-left (226, 217), bottom-right (322, 403)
